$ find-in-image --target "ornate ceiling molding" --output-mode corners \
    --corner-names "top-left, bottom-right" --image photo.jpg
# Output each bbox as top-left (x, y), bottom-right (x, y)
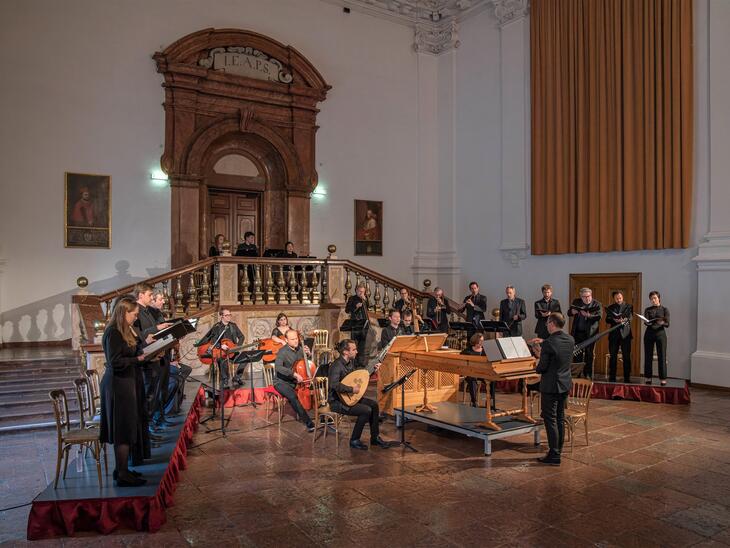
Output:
top-left (492, 0), bottom-right (529, 27)
top-left (414, 20), bottom-right (460, 54)
top-left (320, 1), bottom-right (490, 26)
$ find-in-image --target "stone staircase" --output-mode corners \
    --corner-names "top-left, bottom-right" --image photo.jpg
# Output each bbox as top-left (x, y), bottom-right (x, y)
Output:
top-left (0, 350), bottom-right (83, 433)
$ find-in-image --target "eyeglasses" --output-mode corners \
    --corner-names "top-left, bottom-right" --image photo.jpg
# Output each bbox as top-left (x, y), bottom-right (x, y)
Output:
top-left (222, 313), bottom-right (232, 317)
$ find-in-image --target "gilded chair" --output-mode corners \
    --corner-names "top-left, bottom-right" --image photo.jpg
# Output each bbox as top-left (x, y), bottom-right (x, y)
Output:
top-left (564, 378), bottom-right (593, 452)
top-left (49, 389), bottom-right (104, 488)
top-left (312, 329), bottom-right (330, 363)
top-left (311, 376), bottom-right (348, 445)
top-left (261, 364), bottom-right (284, 425)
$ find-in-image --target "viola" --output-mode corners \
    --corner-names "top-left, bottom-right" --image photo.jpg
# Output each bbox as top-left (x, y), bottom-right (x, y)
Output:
top-left (293, 331), bottom-right (317, 410)
top-left (197, 338), bottom-right (236, 365)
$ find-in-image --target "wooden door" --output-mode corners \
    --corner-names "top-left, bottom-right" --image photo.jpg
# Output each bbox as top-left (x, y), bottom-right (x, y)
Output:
top-left (569, 273), bottom-right (642, 378)
top-left (208, 189), bottom-right (260, 250)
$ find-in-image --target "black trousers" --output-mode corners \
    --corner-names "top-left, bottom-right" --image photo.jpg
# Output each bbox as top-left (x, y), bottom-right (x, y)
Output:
top-left (332, 397), bottom-right (380, 441)
top-left (644, 329), bottom-right (667, 380)
top-left (465, 378), bottom-right (496, 411)
top-left (573, 331), bottom-right (595, 378)
top-left (608, 336), bottom-right (632, 382)
top-left (353, 333), bottom-right (368, 368)
top-left (273, 381), bottom-right (313, 427)
top-left (155, 360), bottom-right (170, 422)
top-left (143, 361), bottom-right (162, 420)
top-left (541, 392), bottom-right (567, 456)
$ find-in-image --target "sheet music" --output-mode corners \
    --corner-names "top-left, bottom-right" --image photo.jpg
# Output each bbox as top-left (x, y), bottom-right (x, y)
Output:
top-left (636, 314), bottom-right (656, 323)
top-left (143, 335), bottom-right (175, 355)
top-left (496, 338), bottom-right (520, 359)
top-left (510, 337), bottom-right (533, 358)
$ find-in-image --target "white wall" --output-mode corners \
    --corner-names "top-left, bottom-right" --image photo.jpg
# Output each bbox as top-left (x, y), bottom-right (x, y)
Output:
top-left (452, 8), bottom-right (711, 380)
top-left (0, 0), bottom-right (420, 342)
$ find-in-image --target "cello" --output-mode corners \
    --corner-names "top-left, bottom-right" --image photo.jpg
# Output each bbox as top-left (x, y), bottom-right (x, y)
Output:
top-left (293, 332), bottom-right (317, 410)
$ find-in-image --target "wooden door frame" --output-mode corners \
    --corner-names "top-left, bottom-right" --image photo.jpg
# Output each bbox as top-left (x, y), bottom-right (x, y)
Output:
top-left (569, 272), bottom-right (642, 378)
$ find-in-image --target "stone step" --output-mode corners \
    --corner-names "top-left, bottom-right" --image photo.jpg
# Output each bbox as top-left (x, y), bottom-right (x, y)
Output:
top-left (0, 373), bottom-right (81, 388)
top-left (0, 401), bottom-right (80, 427)
top-left (0, 367), bottom-right (81, 380)
top-left (0, 383), bottom-right (78, 400)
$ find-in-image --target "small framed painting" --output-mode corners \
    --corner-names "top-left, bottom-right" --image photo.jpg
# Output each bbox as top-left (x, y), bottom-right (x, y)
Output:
top-left (354, 199), bottom-right (382, 256)
top-left (64, 172), bottom-right (111, 248)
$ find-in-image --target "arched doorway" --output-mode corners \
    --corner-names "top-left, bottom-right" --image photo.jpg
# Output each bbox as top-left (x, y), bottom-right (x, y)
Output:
top-left (154, 28), bottom-right (330, 267)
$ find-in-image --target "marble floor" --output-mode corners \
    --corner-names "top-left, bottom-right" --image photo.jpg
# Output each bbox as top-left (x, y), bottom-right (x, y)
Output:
top-left (2, 387), bottom-right (730, 547)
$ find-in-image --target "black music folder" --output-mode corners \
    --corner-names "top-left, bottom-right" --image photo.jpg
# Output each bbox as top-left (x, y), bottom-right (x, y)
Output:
top-left (152, 318), bottom-right (198, 341)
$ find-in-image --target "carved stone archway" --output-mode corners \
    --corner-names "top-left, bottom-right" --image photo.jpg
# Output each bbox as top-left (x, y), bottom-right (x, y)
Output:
top-left (154, 28), bottom-right (330, 267)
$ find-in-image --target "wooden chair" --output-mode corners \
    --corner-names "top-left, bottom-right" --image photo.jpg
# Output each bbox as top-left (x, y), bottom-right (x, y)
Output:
top-left (311, 377), bottom-right (348, 446)
top-left (261, 364), bottom-right (284, 425)
top-left (49, 389), bottom-right (104, 488)
top-left (84, 369), bottom-right (101, 417)
top-left (312, 329), bottom-right (330, 363)
top-left (603, 351), bottom-right (623, 379)
top-left (564, 378), bottom-right (593, 452)
top-left (74, 377), bottom-right (100, 429)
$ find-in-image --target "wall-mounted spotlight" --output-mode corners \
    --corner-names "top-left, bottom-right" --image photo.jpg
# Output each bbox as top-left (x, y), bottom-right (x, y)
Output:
top-left (149, 169), bottom-right (169, 186)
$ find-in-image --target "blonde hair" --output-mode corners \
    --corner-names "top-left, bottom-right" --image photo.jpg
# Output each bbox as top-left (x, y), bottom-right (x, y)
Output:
top-left (110, 296), bottom-right (139, 348)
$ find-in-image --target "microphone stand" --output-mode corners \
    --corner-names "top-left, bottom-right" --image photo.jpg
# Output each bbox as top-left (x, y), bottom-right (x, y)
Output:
top-left (382, 369), bottom-right (418, 452)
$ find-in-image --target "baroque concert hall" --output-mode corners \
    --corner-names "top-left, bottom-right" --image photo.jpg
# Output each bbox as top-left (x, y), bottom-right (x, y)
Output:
top-left (3, 0), bottom-right (730, 546)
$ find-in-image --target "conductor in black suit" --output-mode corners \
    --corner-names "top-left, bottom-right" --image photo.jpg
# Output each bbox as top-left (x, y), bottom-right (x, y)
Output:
top-left (605, 291), bottom-right (633, 383)
top-left (534, 312), bottom-right (574, 465)
top-left (499, 286), bottom-right (527, 337)
top-left (345, 284), bottom-right (369, 367)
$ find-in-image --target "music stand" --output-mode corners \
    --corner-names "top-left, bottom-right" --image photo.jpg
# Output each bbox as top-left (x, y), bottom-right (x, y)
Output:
top-left (231, 349), bottom-right (268, 408)
top-left (199, 326), bottom-right (238, 436)
top-left (382, 369), bottom-right (418, 452)
top-left (480, 320), bottom-right (510, 335)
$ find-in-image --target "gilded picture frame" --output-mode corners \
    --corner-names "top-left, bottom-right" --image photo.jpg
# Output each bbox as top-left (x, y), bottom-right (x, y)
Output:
top-left (354, 199), bottom-right (382, 256)
top-left (64, 172), bottom-right (111, 248)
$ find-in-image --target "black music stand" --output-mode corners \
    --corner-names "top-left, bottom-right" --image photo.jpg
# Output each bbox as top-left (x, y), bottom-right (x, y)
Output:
top-left (382, 369), bottom-right (418, 452)
top-left (479, 320), bottom-right (511, 335)
top-left (340, 319), bottom-right (368, 335)
top-left (199, 326), bottom-right (238, 436)
top-left (231, 349), bottom-right (268, 408)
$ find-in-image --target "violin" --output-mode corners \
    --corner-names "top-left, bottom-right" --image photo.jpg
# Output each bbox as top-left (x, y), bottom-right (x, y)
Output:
top-left (197, 338), bottom-right (236, 365)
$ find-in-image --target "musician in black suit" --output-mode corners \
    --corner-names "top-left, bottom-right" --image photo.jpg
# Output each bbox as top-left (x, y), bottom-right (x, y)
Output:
top-left (273, 330), bottom-right (315, 431)
top-left (133, 283), bottom-right (172, 445)
top-left (499, 286), bottom-right (527, 337)
top-left (379, 309), bottom-right (402, 350)
top-left (195, 309), bottom-right (244, 386)
top-left (534, 284), bottom-right (562, 340)
top-left (606, 291), bottom-right (633, 383)
top-left (534, 313), bottom-right (574, 465)
top-left (394, 288), bottom-right (415, 314)
top-left (345, 284), bottom-right (370, 366)
top-left (400, 310), bottom-right (415, 335)
top-left (458, 282), bottom-right (487, 338)
top-left (235, 231), bottom-right (259, 257)
top-left (567, 288), bottom-right (602, 379)
top-left (642, 291), bottom-right (670, 385)
top-left (426, 287), bottom-right (450, 333)
top-left (328, 339), bottom-right (390, 450)
top-left (149, 290), bottom-right (173, 426)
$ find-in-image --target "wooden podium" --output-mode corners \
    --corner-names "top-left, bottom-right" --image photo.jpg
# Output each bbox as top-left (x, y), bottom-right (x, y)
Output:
top-left (377, 334), bottom-right (454, 415)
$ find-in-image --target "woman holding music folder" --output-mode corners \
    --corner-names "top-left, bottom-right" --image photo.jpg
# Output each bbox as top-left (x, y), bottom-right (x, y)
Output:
top-left (642, 291), bottom-right (670, 385)
top-left (99, 296), bottom-right (160, 487)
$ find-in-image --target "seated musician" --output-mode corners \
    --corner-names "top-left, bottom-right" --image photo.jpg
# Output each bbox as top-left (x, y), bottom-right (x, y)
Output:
top-left (273, 330), bottom-right (315, 432)
top-left (271, 312), bottom-right (291, 346)
top-left (460, 333), bottom-right (496, 411)
top-left (401, 310), bottom-right (415, 335)
top-left (379, 309), bottom-right (402, 350)
top-left (328, 339), bottom-right (390, 450)
top-left (195, 309), bottom-right (245, 386)
top-left (426, 287), bottom-right (450, 333)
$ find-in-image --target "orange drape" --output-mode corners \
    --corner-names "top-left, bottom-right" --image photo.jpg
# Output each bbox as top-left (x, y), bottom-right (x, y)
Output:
top-left (531, 0), bottom-right (693, 255)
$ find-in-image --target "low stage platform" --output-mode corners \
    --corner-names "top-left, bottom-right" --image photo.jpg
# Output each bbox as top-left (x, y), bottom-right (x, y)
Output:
top-left (496, 376), bottom-right (690, 404)
top-left (395, 401), bottom-right (543, 456)
top-left (26, 383), bottom-right (205, 540)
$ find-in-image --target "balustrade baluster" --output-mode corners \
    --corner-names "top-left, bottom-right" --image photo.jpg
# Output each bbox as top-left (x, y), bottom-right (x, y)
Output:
top-left (212, 263), bottom-right (220, 302)
top-left (293, 270), bottom-right (302, 304)
top-left (311, 268), bottom-right (320, 304)
top-left (240, 265), bottom-right (252, 304)
top-left (104, 300), bottom-right (112, 322)
top-left (253, 265), bottom-right (263, 303)
top-left (265, 264), bottom-right (274, 304)
top-left (364, 277), bottom-right (371, 307)
top-left (174, 275), bottom-right (185, 314)
top-left (300, 268), bottom-right (311, 304)
top-left (373, 282), bottom-right (381, 313)
top-left (344, 269), bottom-right (352, 299)
top-left (276, 266), bottom-right (286, 304)
top-left (200, 268), bottom-right (211, 306)
top-left (286, 270), bottom-right (294, 304)
top-left (382, 284), bottom-right (390, 312)
top-left (320, 264), bottom-right (328, 304)
top-left (187, 273), bottom-right (199, 312)
top-left (161, 281), bottom-right (171, 319)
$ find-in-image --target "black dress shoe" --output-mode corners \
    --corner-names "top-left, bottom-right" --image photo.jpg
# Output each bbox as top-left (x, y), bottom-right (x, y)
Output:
top-left (349, 440), bottom-right (368, 450)
top-left (537, 454), bottom-right (561, 466)
top-left (116, 471), bottom-right (147, 487)
top-left (306, 424), bottom-right (316, 433)
top-left (113, 469), bottom-right (143, 481)
top-left (370, 436), bottom-right (391, 449)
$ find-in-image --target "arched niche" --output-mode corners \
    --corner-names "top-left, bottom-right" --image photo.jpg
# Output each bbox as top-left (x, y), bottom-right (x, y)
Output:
top-left (154, 28), bottom-right (330, 267)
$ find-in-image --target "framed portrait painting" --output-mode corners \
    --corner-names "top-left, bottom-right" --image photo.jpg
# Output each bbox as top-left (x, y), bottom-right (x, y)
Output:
top-left (64, 172), bottom-right (111, 248)
top-left (354, 199), bottom-right (382, 256)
